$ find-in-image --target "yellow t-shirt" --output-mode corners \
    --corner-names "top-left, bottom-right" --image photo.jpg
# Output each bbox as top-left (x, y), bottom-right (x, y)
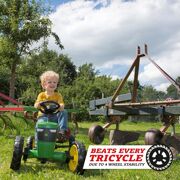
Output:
top-left (35, 92), bottom-right (64, 117)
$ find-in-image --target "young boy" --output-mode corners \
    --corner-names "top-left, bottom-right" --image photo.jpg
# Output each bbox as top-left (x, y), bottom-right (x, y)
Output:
top-left (34, 70), bottom-right (68, 137)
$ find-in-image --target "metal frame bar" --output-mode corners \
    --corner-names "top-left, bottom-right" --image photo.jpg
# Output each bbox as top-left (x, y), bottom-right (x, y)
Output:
top-left (89, 45), bottom-right (180, 134)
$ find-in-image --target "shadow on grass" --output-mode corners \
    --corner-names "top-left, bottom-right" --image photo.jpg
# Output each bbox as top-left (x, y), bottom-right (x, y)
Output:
top-left (76, 126), bottom-right (155, 142)
top-left (18, 160), bottom-right (67, 173)
top-left (16, 160), bottom-right (104, 177)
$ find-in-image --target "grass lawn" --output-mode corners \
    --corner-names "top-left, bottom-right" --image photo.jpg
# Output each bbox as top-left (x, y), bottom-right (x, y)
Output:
top-left (0, 115), bottom-right (180, 180)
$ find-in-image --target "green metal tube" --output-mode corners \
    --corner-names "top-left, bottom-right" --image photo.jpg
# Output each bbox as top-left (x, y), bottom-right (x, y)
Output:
top-left (28, 149), bottom-right (38, 158)
top-left (27, 149), bottom-right (67, 162)
top-left (52, 151), bottom-right (67, 162)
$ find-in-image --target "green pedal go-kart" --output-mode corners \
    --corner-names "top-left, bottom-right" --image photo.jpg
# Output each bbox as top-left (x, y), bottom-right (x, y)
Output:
top-left (10, 101), bottom-right (86, 175)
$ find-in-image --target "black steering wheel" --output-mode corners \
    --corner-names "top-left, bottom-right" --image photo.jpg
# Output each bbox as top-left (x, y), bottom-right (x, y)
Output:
top-left (39, 101), bottom-right (60, 114)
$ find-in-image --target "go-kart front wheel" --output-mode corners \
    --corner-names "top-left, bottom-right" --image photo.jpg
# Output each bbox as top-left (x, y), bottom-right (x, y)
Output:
top-left (10, 136), bottom-right (24, 170)
top-left (68, 141), bottom-right (86, 175)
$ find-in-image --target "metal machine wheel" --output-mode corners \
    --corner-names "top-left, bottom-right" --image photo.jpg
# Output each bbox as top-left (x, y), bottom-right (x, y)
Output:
top-left (68, 141), bottom-right (86, 175)
top-left (88, 124), bottom-right (105, 144)
top-left (10, 136), bottom-right (24, 170)
top-left (145, 128), bottom-right (163, 145)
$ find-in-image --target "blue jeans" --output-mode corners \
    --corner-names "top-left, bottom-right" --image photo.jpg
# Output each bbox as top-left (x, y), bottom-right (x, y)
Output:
top-left (36, 110), bottom-right (68, 130)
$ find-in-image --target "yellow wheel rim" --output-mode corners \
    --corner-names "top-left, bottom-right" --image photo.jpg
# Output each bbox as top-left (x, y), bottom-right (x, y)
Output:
top-left (68, 144), bottom-right (79, 172)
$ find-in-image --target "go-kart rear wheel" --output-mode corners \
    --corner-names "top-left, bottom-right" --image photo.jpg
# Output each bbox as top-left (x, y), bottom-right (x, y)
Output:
top-left (10, 136), bottom-right (24, 170)
top-left (68, 141), bottom-right (86, 175)
top-left (23, 136), bottom-right (35, 161)
top-left (145, 128), bottom-right (163, 145)
top-left (26, 136), bottom-right (35, 149)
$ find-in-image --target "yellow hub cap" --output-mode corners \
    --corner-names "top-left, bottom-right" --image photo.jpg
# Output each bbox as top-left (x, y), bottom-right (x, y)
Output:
top-left (69, 144), bottom-right (78, 172)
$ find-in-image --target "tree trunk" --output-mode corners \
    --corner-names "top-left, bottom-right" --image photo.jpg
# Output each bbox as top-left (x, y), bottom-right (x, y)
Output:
top-left (9, 60), bottom-right (17, 99)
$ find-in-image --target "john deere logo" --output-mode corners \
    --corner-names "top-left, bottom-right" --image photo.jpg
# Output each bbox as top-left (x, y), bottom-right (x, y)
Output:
top-left (146, 144), bottom-right (173, 171)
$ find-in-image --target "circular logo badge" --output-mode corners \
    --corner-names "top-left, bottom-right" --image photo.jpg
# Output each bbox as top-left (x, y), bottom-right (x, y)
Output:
top-left (146, 144), bottom-right (173, 171)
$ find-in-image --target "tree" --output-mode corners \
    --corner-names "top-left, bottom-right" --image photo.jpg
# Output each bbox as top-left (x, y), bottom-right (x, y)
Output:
top-left (20, 48), bottom-right (76, 84)
top-left (166, 76), bottom-right (180, 99)
top-left (57, 54), bottom-right (77, 85)
top-left (0, 0), bottom-right (63, 98)
top-left (17, 48), bottom-right (76, 104)
top-left (141, 85), bottom-right (166, 101)
top-left (77, 63), bottom-right (98, 81)
top-left (0, 63), bottom-right (10, 95)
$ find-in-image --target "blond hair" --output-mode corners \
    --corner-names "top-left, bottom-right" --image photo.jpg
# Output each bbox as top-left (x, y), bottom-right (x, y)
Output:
top-left (40, 71), bottom-right (59, 88)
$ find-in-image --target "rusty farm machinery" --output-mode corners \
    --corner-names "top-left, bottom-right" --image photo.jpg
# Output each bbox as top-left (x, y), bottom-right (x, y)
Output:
top-left (0, 92), bottom-right (79, 134)
top-left (88, 44), bottom-right (180, 158)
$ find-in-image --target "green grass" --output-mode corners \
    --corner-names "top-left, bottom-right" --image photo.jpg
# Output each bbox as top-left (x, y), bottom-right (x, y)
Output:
top-left (0, 115), bottom-right (180, 180)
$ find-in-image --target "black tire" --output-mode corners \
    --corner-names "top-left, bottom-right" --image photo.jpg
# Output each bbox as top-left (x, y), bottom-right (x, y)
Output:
top-left (145, 128), bottom-right (163, 145)
top-left (69, 135), bottom-right (75, 147)
top-left (68, 141), bottom-right (86, 175)
top-left (26, 136), bottom-right (34, 149)
top-left (10, 136), bottom-right (24, 170)
top-left (23, 136), bottom-right (34, 161)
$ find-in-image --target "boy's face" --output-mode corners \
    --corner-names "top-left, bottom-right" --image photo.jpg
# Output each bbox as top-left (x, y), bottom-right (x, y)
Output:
top-left (43, 76), bottom-right (58, 92)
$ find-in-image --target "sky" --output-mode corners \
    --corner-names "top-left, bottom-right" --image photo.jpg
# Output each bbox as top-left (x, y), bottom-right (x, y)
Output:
top-left (45, 0), bottom-right (180, 92)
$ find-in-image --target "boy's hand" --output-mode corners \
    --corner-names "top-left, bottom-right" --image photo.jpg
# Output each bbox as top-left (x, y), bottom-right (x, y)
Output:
top-left (59, 104), bottom-right (64, 111)
top-left (34, 102), bottom-right (41, 109)
top-left (34, 101), bottom-right (45, 109)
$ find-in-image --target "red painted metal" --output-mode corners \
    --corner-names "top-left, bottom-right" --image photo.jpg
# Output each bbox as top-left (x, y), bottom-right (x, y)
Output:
top-left (0, 100), bottom-right (4, 105)
top-left (0, 107), bottom-right (24, 112)
top-left (0, 92), bottom-right (21, 105)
